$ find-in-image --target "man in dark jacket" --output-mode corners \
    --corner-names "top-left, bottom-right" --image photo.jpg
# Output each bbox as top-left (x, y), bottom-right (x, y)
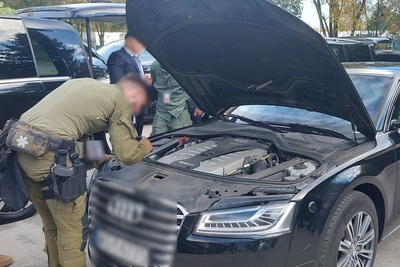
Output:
top-left (107, 32), bottom-right (147, 135)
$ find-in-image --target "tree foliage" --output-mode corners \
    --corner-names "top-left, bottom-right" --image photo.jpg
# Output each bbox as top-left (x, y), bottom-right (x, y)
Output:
top-left (314, 0), bottom-right (400, 37)
top-left (313, 0), bottom-right (368, 37)
top-left (271, 0), bottom-right (303, 17)
top-left (367, 0), bottom-right (400, 35)
top-left (0, 1), bottom-right (14, 14)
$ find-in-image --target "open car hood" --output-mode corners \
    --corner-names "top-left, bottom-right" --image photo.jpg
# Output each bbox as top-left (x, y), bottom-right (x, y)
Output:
top-left (126, 0), bottom-right (376, 139)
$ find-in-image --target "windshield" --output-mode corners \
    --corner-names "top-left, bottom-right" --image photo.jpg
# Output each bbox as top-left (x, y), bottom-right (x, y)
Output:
top-left (97, 41), bottom-right (123, 60)
top-left (232, 74), bottom-right (393, 137)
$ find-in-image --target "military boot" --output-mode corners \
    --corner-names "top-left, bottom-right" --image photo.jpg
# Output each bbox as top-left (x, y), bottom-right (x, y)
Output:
top-left (0, 255), bottom-right (13, 267)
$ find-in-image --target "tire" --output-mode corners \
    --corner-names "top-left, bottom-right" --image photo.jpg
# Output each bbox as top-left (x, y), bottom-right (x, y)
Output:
top-left (0, 200), bottom-right (37, 225)
top-left (318, 191), bottom-right (378, 267)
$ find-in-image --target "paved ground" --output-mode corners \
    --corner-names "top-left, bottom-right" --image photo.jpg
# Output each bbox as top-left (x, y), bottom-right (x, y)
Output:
top-left (1, 124), bottom-right (400, 266)
top-left (1, 212), bottom-right (400, 266)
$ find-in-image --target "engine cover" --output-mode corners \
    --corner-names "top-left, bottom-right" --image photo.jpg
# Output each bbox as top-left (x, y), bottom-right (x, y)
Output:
top-left (157, 137), bottom-right (269, 176)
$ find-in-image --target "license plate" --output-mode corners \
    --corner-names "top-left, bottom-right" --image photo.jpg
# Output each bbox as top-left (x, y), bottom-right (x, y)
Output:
top-left (96, 230), bottom-right (149, 266)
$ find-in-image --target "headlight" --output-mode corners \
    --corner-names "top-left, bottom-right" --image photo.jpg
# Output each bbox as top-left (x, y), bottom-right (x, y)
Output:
top-left (193, 202), bottom-right (296, 238)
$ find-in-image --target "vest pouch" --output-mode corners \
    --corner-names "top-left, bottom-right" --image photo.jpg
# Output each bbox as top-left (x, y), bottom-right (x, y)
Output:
top-left (6, 122), bottom-right (51, 157)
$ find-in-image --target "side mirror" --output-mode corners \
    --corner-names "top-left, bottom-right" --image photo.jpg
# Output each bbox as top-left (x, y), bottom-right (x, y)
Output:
top-left (391, 119), bottom-right (400, 129)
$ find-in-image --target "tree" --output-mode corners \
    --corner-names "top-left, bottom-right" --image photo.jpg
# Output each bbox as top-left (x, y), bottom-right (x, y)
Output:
top-left (0, 1), bottom-right (13, 14)
top-left (313, 0), bottom-right (368, 37)
top-left (94, 22), bottom-right (107, 47)
top-left (313, 0), bottom-right (330, 36)
top-left (368, 0), bottom-right (400, 35)
top-left (93, 21), bottom-right (125, 48)
top-left (271, 0), bottom-right (303, 17)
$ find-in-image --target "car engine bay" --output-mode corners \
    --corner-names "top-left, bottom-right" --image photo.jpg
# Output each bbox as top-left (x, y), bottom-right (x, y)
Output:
top-left (149, 136), bottom-right (320, 182)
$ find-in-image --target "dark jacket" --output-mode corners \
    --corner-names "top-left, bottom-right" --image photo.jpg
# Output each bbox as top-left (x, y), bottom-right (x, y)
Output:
top-left (107, 48), bottom-right (142, 84)
top-left (107, 47), bottom-right (145, 135)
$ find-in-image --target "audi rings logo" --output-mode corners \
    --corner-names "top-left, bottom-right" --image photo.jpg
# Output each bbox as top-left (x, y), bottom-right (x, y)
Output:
top-left (106, 195), bottom-right (145, 224)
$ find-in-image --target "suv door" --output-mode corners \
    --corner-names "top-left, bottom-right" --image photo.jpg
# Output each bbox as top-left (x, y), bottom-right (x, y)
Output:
top-left (0, 17), bottom-right (44, 125)
top-left (23, 18), bottom-right (92, 96)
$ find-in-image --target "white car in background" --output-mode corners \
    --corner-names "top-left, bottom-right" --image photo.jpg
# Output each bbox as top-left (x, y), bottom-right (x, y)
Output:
top-left (97, 40), bottom-right (155, 73)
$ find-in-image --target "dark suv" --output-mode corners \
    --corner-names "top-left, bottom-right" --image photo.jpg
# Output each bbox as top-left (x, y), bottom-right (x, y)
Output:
top-left (0, 16), bottom-right (92, 224)
top-left (325, 38), bottom-right (374, 62)
top-left (0, 16), bottom-right (92, 127)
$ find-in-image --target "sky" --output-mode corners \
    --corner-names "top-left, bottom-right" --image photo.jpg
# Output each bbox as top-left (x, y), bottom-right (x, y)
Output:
top-left (301, 0), bottom-right (324, 29)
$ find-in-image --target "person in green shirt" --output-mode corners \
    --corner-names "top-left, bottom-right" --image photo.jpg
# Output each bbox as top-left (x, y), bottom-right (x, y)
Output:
top-left (16, 74), bottom-right (153, 267)
top-left (150, 61), bottom-right (198, 135)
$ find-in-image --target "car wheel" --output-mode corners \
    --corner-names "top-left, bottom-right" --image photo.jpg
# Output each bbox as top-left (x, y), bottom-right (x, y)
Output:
top-left (0, 199), bottom-right (36, 225)
top-left (318, 191), bottom-right (378, 267)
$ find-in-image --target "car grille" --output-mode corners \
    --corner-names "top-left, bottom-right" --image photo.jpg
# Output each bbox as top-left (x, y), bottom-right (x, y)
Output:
top-left (89, 181), bottom-right (177, 266)
top-left (177, 204), bottom-right (188, 231)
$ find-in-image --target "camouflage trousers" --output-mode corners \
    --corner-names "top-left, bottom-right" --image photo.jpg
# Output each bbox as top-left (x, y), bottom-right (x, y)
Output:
top-left (151, 106), bottom-right (192, 136)
top-left (17, 152), bottom-right (88, 267)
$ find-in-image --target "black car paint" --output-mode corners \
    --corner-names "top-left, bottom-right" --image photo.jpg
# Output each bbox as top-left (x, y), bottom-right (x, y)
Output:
top-left (90, 108), bottom-right (400, 266)
top-left (87, 0), bottom-right (400, 264)
top-left (0, 16), bottom-right (91, 126)
top-left (286, 133), bottom-right (396, 265)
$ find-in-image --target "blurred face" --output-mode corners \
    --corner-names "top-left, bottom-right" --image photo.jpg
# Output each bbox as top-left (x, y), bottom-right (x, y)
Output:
top-left (120, 81), bottom-right (148, 113)
top-left (125, 37), bottom-right (145, 55)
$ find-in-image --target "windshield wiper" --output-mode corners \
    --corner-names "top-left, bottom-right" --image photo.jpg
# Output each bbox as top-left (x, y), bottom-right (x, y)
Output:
top-left (283, 123), bottom-right (353, 142)
top-left (224, 114), bottom-right (285, 133)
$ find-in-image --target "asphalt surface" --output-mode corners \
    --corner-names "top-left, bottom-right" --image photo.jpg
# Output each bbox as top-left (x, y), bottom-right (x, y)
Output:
top-left (1, 212), bottom-right (400, 266)
top-left (1, 125), bottom-right (400, 266)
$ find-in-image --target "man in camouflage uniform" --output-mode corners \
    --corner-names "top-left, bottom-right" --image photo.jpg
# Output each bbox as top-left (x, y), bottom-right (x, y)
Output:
top-left (150, 61), bottom-right (194, 135)
top-left (16, 74), bottom-right (153, 267)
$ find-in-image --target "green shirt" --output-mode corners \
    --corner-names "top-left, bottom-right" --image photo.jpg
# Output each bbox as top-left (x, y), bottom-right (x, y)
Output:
top-left (20, 78), bottom-right (147, 166)
top-left (151, 61), bottom-right (190, 118)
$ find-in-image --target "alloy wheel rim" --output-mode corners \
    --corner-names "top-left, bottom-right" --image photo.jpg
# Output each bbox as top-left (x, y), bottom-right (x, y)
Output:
top-left (337, 211), bottom-right (375, 267)
top-left (0, 199), bottom-right (33, 215)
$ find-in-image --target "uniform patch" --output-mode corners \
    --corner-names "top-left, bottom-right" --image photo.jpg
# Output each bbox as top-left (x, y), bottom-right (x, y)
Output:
top-left (113, 113), bottom-right (122, 121)
top-left (16, 135), bottom-right (29, 148)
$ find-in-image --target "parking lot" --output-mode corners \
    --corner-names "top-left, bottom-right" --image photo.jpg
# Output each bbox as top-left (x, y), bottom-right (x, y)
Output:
top-left (1, 0), bottom-right (400, 266)
top-left (1, 212), bottom-right (400, 266)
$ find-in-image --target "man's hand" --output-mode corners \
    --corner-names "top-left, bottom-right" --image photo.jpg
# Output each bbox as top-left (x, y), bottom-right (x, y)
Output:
top-left (138, 137), bottom-right (153, 154)
top-left (94, 154), bottom-right (114, 168)
top-left (193, 108), bottom-right (204, 117)
top-left (144, 74), bottom-right (152, 86)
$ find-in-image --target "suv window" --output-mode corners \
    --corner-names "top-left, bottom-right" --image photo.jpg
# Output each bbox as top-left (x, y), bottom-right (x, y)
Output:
top-left (27, 28), bottom-right (69, 77)
top-left (0, 19), bottom-right (36, 79)
top-left (23, 18), bottom-right (91, 79)
top-left (345, 45), bottom-right (373, 62)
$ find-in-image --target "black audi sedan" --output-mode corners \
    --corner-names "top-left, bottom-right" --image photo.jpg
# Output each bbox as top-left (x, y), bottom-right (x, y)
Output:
top-left (88, 0), bottom-right (400, 266)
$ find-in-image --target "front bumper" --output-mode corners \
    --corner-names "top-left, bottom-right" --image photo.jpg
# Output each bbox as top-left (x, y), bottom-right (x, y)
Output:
top-left (174, 214), bottom-right (292, 266)
top-left (88, 180), bottom-right (297, 266)
top-left (89, 213), bottom-right (293, 267)
top-left (89, 232), bottom-right (292, 267)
